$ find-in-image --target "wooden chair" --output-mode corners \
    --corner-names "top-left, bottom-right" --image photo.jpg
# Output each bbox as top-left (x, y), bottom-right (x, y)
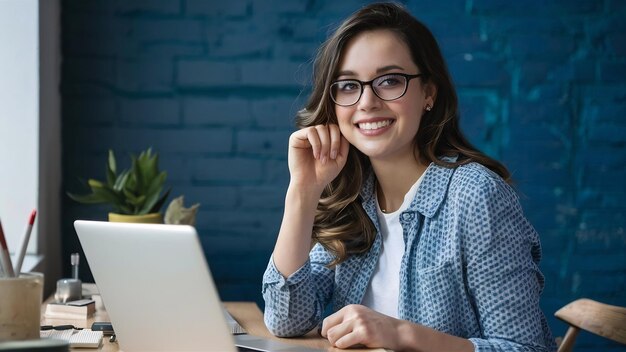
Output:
top-left (555, 298), bottom-right (626, 352)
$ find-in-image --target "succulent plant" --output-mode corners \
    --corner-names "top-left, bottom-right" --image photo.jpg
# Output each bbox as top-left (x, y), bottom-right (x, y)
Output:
top-left (164, 195), bottom-right (200, 226)
top-left (68, 148), bottom-right (171, 215)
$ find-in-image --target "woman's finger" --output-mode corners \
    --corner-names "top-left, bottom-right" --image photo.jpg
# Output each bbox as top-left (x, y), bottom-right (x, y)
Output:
top-left (325, 319), bottom-right (355, 346)
top-left (315, 125), bottom-right (331, 164)
top-left (289, 128), bottom-right (312, 149)
top-left (304, 127), bottom-right (322, 159)
top-left (328, 124), bottom-right (341, 160)
top-left (321, 304), bottom-right (361, 337)
top-left (320, 309), bottom-right (345, 338)
top-left (333, 328), bottom-right (365, 349)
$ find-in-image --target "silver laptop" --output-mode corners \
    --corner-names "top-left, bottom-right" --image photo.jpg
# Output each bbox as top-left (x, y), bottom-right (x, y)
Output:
top-left (74, 220), bottom-right (323, 352)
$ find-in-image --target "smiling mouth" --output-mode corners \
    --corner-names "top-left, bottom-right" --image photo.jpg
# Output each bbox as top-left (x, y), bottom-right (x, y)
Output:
top-left (357, 119), bottom-right (394, 130)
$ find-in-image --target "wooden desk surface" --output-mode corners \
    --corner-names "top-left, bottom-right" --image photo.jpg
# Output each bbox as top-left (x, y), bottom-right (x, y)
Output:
top-left (41, 285), bottom-right (386, 352)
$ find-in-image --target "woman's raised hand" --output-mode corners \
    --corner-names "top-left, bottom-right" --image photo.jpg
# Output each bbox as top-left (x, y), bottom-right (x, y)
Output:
top-left (272, 124), bottom-right (350, 277)
top-left (288, 124), bottom-right (350, 195)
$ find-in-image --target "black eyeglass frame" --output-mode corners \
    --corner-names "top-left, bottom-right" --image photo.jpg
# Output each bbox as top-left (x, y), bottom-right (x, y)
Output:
top-left (330, 73), bottom-right (424, 107)
top-left (41, 324), bottom-right (83, 331)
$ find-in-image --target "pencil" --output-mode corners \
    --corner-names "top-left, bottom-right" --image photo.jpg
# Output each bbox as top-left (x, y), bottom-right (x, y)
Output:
top-left (14, 210), bottom-right (37, 275)
top-left (0, 218), bottom-right (15, 277)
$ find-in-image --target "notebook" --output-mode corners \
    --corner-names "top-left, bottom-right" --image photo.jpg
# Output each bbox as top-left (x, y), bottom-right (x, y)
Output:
top-left (224, 307), bottom-right (247, 334)
top-left (41, 329), bottom-right (103, 348)
top-left (74, 220), bottom-right (322, 352)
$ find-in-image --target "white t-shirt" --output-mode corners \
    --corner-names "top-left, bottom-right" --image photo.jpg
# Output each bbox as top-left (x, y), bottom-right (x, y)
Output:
top-left (360, 174), bottom-right (424, 318)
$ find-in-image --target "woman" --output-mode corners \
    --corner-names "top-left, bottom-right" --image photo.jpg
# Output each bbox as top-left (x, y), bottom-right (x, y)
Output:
top-left (262, 3), bottom-right (556, 351)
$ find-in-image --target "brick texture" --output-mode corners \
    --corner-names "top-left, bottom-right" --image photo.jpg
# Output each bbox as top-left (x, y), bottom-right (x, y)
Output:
top-left (61, 1), bottom-right (626, 350)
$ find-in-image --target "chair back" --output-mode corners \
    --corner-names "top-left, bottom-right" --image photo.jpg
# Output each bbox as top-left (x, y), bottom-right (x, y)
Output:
top-left (555, 298), bottom-right (626, 352)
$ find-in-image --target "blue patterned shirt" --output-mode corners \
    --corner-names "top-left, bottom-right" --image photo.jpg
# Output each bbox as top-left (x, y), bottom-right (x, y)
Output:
top-left (263, 160), bottom-right (557, 352)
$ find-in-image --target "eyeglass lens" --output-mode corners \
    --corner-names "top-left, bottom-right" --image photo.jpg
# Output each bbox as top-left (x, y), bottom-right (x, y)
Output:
top-left (331, 74), bottom-right (409, 106)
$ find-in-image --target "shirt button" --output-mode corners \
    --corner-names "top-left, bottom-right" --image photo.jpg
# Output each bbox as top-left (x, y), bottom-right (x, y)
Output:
top-left (401, 212), bottom-right (414, 221)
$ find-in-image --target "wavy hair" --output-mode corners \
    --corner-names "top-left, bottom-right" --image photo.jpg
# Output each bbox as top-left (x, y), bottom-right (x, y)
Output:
top-left (297, 2), bottom-right (511, 266)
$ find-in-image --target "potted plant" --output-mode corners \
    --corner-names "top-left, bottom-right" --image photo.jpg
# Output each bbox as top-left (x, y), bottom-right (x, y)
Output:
top-left (68, 148), bottom-right (171, 223)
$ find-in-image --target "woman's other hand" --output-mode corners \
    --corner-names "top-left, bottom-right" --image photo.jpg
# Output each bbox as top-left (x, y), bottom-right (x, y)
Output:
top-left (320, 304), bottom-right (474, 352)
top-left (288, 124), bottom-right (350, 195)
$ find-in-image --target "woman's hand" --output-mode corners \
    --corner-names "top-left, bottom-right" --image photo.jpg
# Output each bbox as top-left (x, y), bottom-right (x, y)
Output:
top-left (320, 305), bottom-right (475, 352)
top-left (288, 124), bottom-right (350, 195)
top-left (271, 124), bottom-right (350, 277)
top-left (320, 305), bottom-right (403, 350)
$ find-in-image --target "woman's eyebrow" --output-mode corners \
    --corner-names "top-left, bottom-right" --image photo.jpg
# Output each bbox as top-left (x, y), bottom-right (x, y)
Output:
top-left (336, 65), bottom-right (406, 78)
top-left (336, 70), bottom-right (356, 77)
top-left (376, 65), bottom-right (405, 73)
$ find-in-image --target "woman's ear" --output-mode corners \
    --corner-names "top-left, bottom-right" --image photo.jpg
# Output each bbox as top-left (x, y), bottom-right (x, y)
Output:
top-left (424, 81), bottom-right (437, 109)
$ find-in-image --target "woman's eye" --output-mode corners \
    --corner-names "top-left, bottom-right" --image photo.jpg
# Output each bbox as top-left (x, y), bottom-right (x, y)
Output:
top-left (377, 76), bottom-right (401, 87)
top-left (338, 82), bottom-right (359, 92)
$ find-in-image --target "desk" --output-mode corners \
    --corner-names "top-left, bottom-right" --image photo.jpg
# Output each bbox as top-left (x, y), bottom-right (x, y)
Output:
top-left (41, 285), bottom-right (386, 352)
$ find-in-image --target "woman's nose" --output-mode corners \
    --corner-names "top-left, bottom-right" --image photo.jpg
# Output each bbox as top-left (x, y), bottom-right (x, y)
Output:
top-left (357, 85), bottom-right (382, 111)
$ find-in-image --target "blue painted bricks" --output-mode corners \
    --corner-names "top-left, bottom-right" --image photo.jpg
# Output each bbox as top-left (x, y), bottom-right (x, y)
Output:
top-left (61, 1), bottom-right (626, 350)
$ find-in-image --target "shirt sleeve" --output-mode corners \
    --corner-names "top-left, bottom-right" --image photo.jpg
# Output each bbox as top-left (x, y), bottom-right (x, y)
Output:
top-left (262, 243), bottom-right (335, 337)
top-left (460, 173), bottom-right (557, 352)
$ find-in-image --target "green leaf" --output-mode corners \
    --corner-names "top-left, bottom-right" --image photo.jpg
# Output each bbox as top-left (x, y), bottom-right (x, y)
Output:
top-left (136, 149), bottom-right (158, 194)
top-left (146, 172), bottom-right (166, 198)
top-left (131, 155), bottom-right (145, 194)
top-left (148, 187), bottom-right (171, 214)
top-left (87, 179), bottom-right (106, 189)
top-left (67, 192), bottom-right (109, 204)
top-left (117, 203), bottom-right (134, 214)
top-left (123, 189), bottom-right (146, 207)
top-left (146, 151), bottom-right (159, 183)
top-left (113, 170), bottom-right (130, 192)
top-left (97, 186), bottom-right (122, 201)
top-left (126, 169), bottom-right (137, 192)
top-left (139, 184), bottom-right (162, 214)
top-left (106, 150), bottom-right (117, 186)
top-left (68, 176), bottom-right (120, 205)
top-left (108, 150), bottom-right (117, 175)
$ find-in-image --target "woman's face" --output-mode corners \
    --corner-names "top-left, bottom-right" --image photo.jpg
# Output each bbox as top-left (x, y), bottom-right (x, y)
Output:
top-left (333, 29), bottom-right (435, 162)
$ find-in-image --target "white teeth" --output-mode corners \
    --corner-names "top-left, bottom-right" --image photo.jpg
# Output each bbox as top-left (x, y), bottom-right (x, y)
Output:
top-left (358, 120), bottom-right (392, 130)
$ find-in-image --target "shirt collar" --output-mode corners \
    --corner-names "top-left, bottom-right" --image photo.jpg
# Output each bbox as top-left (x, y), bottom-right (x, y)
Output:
top-left (360, 155), bottom-right (458, 218)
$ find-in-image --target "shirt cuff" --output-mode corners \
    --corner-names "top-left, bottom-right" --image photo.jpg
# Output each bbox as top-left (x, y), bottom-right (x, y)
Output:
top-left (262, 257), bottom-right (312, 320)
top-left (264, 256), bottom-right (311, 289)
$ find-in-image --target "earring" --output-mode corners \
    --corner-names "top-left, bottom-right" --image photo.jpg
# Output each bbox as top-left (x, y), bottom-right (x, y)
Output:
top-left (425, 104), bottom-right (432, 111)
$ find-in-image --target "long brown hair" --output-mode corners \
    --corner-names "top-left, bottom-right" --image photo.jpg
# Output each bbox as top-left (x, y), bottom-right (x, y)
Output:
top-left (297, 2), bottom-right (511, 266)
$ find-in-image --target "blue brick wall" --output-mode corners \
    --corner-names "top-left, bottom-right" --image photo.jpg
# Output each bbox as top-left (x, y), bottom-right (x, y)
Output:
top-left (61, 1), bottom-right (626, 350)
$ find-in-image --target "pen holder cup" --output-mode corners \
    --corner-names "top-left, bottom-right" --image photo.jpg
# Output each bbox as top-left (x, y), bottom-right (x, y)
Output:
top-left (0, 272), bottom-right (44, 341)
top-left (54, 278), bottom-right (82, 303)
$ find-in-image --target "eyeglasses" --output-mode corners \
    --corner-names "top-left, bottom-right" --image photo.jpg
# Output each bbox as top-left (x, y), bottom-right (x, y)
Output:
top-left (41, 324), bottom-right (83, 330)
top-left (330, 73), bottom-right (423, 106)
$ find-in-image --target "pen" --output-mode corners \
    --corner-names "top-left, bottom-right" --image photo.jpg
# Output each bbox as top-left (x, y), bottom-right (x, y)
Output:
top-left (0, 218), bottom-right (15, 277)
top-left (71, 253), bottom-right (80, 279)
top-left (14, 209), bottom-right (37, 275)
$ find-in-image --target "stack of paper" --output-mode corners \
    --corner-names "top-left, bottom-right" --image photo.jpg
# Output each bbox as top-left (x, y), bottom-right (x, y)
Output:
top-left (44, 299), bottom-right (96, 319)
